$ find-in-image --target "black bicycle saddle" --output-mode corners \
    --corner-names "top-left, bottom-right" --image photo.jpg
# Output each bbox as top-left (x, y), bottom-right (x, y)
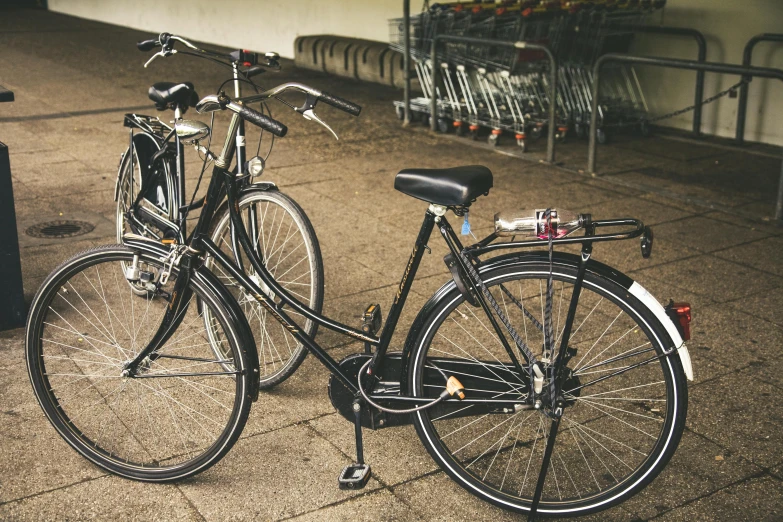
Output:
top-left (394, 165), bottom-right (493, 206)
top-left (148, 82), bottom-right (199, 112)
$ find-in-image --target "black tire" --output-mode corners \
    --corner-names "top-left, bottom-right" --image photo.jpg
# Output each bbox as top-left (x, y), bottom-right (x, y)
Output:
top-left (26, 245), bottom-right (252, 481)
top-left (408, 258), bottom-right (687, 517)
top-left (206, 189), bottom-right (324, 389)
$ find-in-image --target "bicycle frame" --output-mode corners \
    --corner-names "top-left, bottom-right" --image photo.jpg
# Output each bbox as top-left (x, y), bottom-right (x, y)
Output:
top-left (119, 62), bottom-right (257, 243)
top-left (124, 106), bottom-right (653, 414)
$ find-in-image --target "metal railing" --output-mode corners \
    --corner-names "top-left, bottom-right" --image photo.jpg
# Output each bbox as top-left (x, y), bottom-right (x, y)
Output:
top-left (587, 53), bottom-right (783, 221)
top-left (611, 24), bottom-right (707, 137)
top-left (735, 33), bottom-right (783, 145)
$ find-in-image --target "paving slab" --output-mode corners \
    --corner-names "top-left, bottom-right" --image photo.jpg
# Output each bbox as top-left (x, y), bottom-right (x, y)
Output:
top-left (619, 429), bottom-right (762, 520)
top-left (177, 423), bottom-right (382, 521)
top-left (635, 255), bottom-right (782, 304)
top-left (712, 236), bottom-right (783, 278)
top-left (0, 476), bottom-right (201, 522)
top-left (286, 489), bottom-right (421, 522)
top-left (653, 475), bottom-right (783, 522)
top-left (686, 369), bottom-right (783, 469)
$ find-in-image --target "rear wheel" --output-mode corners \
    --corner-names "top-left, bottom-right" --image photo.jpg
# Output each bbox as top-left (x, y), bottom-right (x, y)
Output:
top-left (409, 259), bottom-right (687, 517)
top-left (26, 246), bottom-right (252, 481)
top-left (205, 189), bottom-right (324, 389)
top-left (116, 140), bottom-right (175, 295)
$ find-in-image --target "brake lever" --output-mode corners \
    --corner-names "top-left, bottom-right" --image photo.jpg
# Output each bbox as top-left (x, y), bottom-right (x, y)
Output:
top-left (303, 109), bottom-right (339, 140)
top-left (143, 49), bottom-right (176, 68)
top-left (295, 93), bottom-right (339, 140)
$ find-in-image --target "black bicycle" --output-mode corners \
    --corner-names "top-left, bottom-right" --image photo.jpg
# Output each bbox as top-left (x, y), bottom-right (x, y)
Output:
top-left (26, 88), bottom-right (694, 519)
top-left (116, 33), bottom-right (341, 388)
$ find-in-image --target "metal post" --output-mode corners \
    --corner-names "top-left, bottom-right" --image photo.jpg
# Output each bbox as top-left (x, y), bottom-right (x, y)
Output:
top-left (587, 53), bottom-right (783, 222)
top-left (429, 35), bottom-right (558, 163)
top-left (611, 24), bottom-right (707, 136)
top-left (736, 33), bottom-right (783, 145)
top-left (403, 0), bottom-right (411, 126)
top-left (0, 85), bottom-right (25, 330)
top-left (777, 159), bottom-right (783, 221)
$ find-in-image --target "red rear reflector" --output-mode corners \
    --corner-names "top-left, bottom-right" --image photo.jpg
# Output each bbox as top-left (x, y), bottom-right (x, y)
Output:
top-left (243, 61), bottom-right (252, 67)
top-left (672, 302), bottom-right (691, 341)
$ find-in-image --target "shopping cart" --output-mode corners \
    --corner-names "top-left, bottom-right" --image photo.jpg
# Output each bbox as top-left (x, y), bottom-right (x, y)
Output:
top-left (391, 0), bottom-right (665, 150)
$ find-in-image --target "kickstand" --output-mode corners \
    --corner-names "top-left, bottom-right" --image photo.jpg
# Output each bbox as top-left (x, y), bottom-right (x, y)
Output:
top-left (528, 416), bottom-right (561, 521)
top-left (337, 398), bottom-right (372, 490)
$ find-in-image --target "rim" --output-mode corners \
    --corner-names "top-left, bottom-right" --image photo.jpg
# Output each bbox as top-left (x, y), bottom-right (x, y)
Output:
top-left (204, 192), bottom-right (318, 382)
top-left (412, 267), bottom-right (679, 514)
top-left (28, 250), bottom-right (246, 475)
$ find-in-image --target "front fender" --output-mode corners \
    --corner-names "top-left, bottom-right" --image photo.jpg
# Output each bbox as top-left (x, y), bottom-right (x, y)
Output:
top-left (121, 234), bottom-right (261, 400)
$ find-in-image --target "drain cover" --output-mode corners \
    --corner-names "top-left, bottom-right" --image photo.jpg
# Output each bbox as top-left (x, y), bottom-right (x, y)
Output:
top-left (26, 220), bottom-right (95, 239)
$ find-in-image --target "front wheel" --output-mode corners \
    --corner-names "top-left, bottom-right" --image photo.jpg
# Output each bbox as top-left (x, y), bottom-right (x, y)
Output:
top-left (206, 189), bottom-right (324, 389)
top-left (26, 246), bottom-right (252, 481)
top-left (408, 259), bottom-right (687, 517)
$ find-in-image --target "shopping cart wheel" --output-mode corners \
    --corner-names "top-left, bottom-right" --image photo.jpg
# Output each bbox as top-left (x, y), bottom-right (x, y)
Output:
top-left (455, 123), bottom-right (466, 137)
top-left (437, 118), bottom-right (451, 134)
top-left (530, 126), bottom-right (543, 141)
top-left (487, 133), bottom-right (500, 147)
top-left (597, 128), bottom-right (609, 145)
top-left (395, 106), bottom-right (405, 121)
top-left (516, 138), bottom-right (526, 152)
top-left (469, 128), bottom-right (479, 141)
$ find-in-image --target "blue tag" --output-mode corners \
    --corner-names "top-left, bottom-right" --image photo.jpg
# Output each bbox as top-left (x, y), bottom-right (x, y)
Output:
top-left (461, 211), bottom-right (471, 236)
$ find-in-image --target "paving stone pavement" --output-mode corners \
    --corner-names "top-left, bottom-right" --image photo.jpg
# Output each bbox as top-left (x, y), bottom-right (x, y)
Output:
top-left (1, 7), bottom-right (782, 522)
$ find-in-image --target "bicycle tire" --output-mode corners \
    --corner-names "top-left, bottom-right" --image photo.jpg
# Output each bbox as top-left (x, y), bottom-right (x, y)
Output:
top-left (407, 256), bottom-right (687, 517)
top-left (206, 188), bottom-right (324, 389)
top-left (26, 245), bottom-right (252, 481)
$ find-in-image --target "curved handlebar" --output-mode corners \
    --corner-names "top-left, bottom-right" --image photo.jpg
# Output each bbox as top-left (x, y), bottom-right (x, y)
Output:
top-left (136, 39), bottom-right (158, 52)
top-left (319, 91), bottom-right (362, 116)
top-left (196, 94), bottom-right (287, 137)
top-left (238, 106), bottom-right (287, 137)
top-left (240, 82), bottom-right (362, 117)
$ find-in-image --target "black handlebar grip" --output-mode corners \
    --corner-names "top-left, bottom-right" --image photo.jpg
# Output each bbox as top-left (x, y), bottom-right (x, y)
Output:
top-left (238, 106), bottom-right (287, 137)
top-left (137, 39), bottom-right (159, 52)
top-left (319, 91), bottom-right (362, 117)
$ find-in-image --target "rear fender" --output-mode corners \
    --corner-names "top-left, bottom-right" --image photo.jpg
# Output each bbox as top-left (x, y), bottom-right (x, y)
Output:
top-left (400, 251), bottom-right (692, 390)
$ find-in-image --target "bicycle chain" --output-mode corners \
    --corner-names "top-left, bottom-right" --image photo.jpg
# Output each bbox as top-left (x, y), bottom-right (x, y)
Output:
top-left (601, 78), bottom-right (749, 129)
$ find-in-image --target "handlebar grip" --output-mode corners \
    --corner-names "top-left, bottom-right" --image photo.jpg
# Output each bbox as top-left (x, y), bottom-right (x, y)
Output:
top-left (319, 91), bottom-right (362, 117)
top-left (137, 39), bottom-right (159, 52)
top-left (238, 106), bottom-right (287, 137)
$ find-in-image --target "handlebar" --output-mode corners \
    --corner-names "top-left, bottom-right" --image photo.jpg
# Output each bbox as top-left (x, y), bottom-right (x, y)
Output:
top-left (238, 106), bottom-right (287, 137)
top-left (318, 91), bottom-right (362, 117)
top-left (135, 32), bottom-right (279, 71)
top-left (136, 39), bottom-right (158, 52)
top-left (240, 82), bottom-right (362, 117)
top-left (196, 94), bottom-right (287, 137)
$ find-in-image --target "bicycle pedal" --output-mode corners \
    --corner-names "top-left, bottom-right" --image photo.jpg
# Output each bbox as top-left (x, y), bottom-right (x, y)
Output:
top-left (338, 463), bottom-right (371, 490)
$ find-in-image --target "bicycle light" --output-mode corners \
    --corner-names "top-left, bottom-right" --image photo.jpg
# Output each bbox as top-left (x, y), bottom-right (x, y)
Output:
top-left (665, 301), bottom-right (692, 341)
top-left (246, 156), bottom-right (265, 177)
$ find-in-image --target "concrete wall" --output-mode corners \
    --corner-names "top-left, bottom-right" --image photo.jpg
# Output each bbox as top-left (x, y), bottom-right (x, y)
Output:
top-left (49, 0), bottom-right (783, 146)
top-left (47, 0), bottom-right (402, 60)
